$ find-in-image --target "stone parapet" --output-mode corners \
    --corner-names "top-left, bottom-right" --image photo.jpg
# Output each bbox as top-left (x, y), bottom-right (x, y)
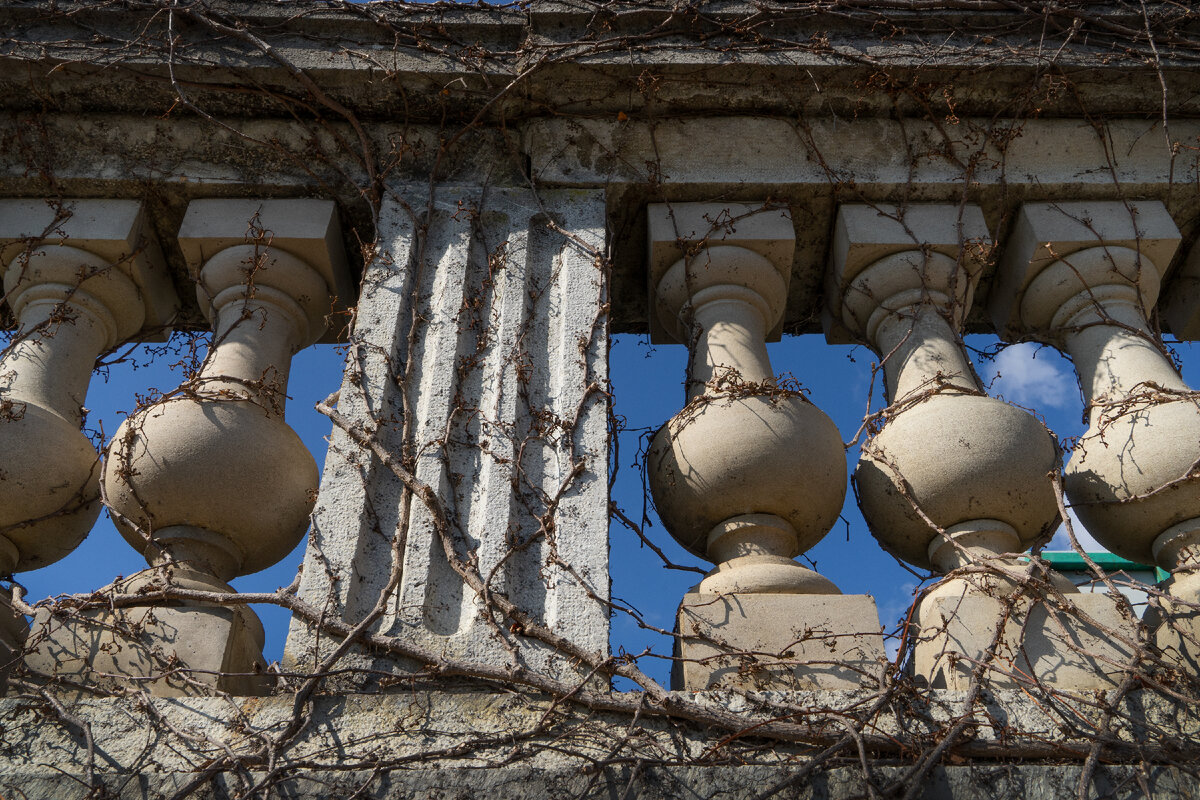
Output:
top-left (3, 3), bottom-right (1200, 795)
top-left (3, 2), bottom-right (1197, 121)
top-left (0, 689), bottom-right (1198, 798)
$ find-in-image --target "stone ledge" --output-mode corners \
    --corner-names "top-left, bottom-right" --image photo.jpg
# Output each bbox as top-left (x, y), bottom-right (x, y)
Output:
top-left (0, 686), bottom-right (1196, 783)
top-left (0, 764), bottom-right (1195, 800)
top-left (2, 2), bottom-right (1199, 121)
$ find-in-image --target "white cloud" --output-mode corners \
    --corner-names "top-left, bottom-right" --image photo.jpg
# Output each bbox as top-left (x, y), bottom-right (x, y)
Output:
top-left (986, 343), bottom-right (1076, 410)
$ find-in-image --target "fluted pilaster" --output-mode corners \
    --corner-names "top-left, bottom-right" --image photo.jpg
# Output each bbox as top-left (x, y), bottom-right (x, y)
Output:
top-left (283, 190), bottom-right (611, 687)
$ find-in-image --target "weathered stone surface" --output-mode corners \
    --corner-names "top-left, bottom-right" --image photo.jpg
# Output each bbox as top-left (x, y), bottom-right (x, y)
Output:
top-left (12, 200), bottom-right (342, 698)
top-left (990, 200), bottom-right (1181, 341)
top-left (830, 204), bottom-right (1060, 570)
top-left (0, 197), bottom-right (180, 336)
top-left (24, 588), bottom-right (273, 698)
top-left (101, 200), bottom-right (341, 588)
top-left (3, 764), bottom-right (1198, 800)
top-left (913, 593), bottom-right (1138, 691)
top-left (645, 209), bottom-right (846, 575)
top-left (675, 593), bottom-right (886, 691)
top-left (285, 188), bottom-right (610, 684)
top-left (526, 117), bottom-right (1200, 193)
top-left (0, 689), bottom-right (1198, 798)
top-left (6, 3), bottom-right (1200, 123)
top-left (0, 587), bottom-right (25, 694)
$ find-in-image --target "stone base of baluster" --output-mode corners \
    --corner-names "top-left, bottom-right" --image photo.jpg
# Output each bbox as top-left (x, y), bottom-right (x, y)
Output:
top-left (912, 593), bottom-right (1138, 691)
top-left (1145, 601), bottom-right (1200, 678)
top-left (673, 593), bottom-right (886, 691)
top-left (1144, 555), bottom-right (1200, 675)
top-left (0, 587), bottom-right (27, 695)
top-left (22, 568), bottom-right (273, 698)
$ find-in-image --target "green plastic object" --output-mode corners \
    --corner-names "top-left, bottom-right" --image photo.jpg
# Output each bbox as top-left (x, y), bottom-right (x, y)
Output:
top-left (1040, 550), bottom-right (1170, 583)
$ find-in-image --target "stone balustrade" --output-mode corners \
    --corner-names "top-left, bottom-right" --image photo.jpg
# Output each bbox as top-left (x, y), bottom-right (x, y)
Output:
top-left (5, 5), bottom-right (1200, 796)
top-left (0, 198), bottom-right (350, 697)
top-left (829, 204), bottom-right (1135, 690)
top-left (0, 193), bottom-right (1199, 700)
top-left (644, 203), bottom-right (886, 691)
top-left (0, 199), bottom-right (179, 692)
top-left (993, 201), bottom-right (1200, 673)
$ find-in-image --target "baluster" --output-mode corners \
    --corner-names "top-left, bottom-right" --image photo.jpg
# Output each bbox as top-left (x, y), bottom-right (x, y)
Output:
top-left (0, 199), bottom-right (178, 693)
top-left (28, 199), bottom-right (348, 696)
top-left (992, 200), bottom-right (1200, 671)
top-left (833, 203), bottom-right (1135, 690)
top-left (647, 203), bottom-right (884, 691)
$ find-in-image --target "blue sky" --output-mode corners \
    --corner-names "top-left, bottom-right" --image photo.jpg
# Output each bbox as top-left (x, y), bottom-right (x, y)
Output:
top-left (13, 327), bottom-right (1194, 688)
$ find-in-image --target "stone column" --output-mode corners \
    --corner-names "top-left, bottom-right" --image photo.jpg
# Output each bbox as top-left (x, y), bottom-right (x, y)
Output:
top-left (0, 199), bottom-right (178, 693)
top-left (991, 200), bottom-right (1199, 671)
top-left (832, 203), bottom-right (1135, 690)
top-left (27, 200), bottom-right (348, 697)
top-left (647, 203), bottom-right (884, 692)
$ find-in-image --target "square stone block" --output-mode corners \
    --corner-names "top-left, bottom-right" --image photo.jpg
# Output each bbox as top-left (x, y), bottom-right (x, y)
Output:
top-left (24, 602), bottom-right (273, 698)
top-left (0, 198), bottom-right (180, 339)
top-left (825, 203), bottom-right (991, 344)
top-left (913, 592), bottom-right (1138, 691)
top-left (0, 590), bottom-right (26, 696)
top-left (646, 202), bottom-right (794, 344)
top-left (177, 198), bottom-right (354, 315)
top-left (674, 593), bottom-right (886, 691)
top-left (830, 204), bottom-right (990, 284)
top-left (990, 200), bottom-right (1181, 338)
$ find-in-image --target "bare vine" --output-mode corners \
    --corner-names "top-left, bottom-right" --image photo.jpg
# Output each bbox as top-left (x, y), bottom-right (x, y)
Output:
top-left (1, 1), bottom-right (1200, 798)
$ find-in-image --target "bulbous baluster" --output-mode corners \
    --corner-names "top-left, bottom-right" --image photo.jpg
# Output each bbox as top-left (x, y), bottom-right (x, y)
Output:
top-left (993, 201), bottom-right (1200, 670)
top-left (830, 206), bottom-right (1059, 577)
top-left (0, 246), bottom-right (137, 570)
top-left (647, 203), bottom-right (883, 692)
top-left (648, 243), bottom-right (846, 596)
top-left (103, 242), bottom-right (328, 584)
top-left (0, 199), bottom-right (178, 693)
top-left (28, 199), bottom-right (348, 697)
top-left (833, 204), bottom-right (1133, 690)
